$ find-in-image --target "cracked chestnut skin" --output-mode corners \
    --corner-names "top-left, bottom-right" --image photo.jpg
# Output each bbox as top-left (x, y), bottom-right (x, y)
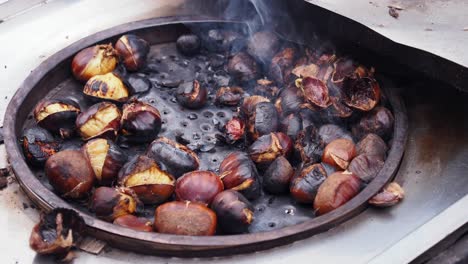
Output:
top-left (211, 190), bottom-right (254, 234)
top-left (348, 154), bottom-right (384, 182)
top-left (113, 215), bottom-right (153, 232)
top-left (45, 150), bottom-right (95, 199)
top-left (154, 201), bottom-right (217, 236)
top-left (215, 86), bottom-right (244, 106)
top-left (175, 171), bottom-right (224, 205)
top-left (342, 77), bottom-right (380, 111)
top-left (297, 76), bottom-right (330, 108)
top-left (71, 44), bottom-right (119, 82)
top-left (269, 46), bottom-right (297, 84)
top-left (322, 138), bottom-right (357, 170)
top-left (239, 95), bottom-right (270, 120)
top-left (83, 72), bottom-right (130, 103)
top-left (22, 127), bottom-right (60, 166)
top-left (248, 132), bottom-right (293, 166)
top-left (294, 125), bottom-right (324, 165)
top-left (89, 187), bottom-right (142, 221)
top-left (247, 101), bottom-right (279, 141)
top-left (118, 155), bottom-right (175, 204)
top-left (219, 151), bottom-right (261, 200)
top-left (176, 80), bottom-right (208, 109)
top-left (75, 102), bottom-right (121, 141)
top-left (274, 84), bottom-right (304, 115)
top-left (120, 100), bottom-right (162, 143)
top-left (227, 52), bottom-right (259, 83)
top-left (115, 34), bottom-right (150, 71)
top-left (33, 99), bottom-right (81, 139)
top-left (290, 163), bottom-right (327, 203)
top-left (146, 137), bottom-right (200, 178)
top-left (263, 156), bottom-right (295, 194)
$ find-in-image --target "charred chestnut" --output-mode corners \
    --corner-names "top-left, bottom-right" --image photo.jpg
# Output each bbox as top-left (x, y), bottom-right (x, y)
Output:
top-left (33, 99), bottom-right (81, 138)
top-left (314, 171), bottom-right (362, 215)
top-left (240, 95), bottom-right (270, 119)
top-left (175, 171), bottom-right (224, 205)
top-left (275, 84), bottom-right (304, 115)
top-left (120, 100), bottom-right (162, 142)
top-left (221, 117), bottom-right (245, 144)
top-left (318, 124), bottom-right (353, 145)
top-left (356, 133), bottom-right (388, 159)
top-left (154, 201), bottom-right (217, 236)
top-left (89, 187), bottom-right (142, 221)
top-left (146, 137), bottom-right (200, 178)
top-left (228, 52), bottom-right (259, 83)
top-left (211, 190), bottom-right (254, 234)
top-left (352, 107), bottom-right (394, 140)
top-left (247, 31), bottom-right (280, 63)
top-left (254, 78), bottom-right (280, 99)
top-left (76, 102), bottom-right (121, 140)
top-left (83, 72), bottom-right (130, 102)
top-left (71, 43), bottom-right (118, 82)
top-left (263, 156), bottom-right (294, 194)
top-left (118, 155), bottom-right (175, 204)
top-left (322, 138), bottom-right (357, 170)
top-left (176, 80), bottom-right (208, 109)
top-left (296, 77), bottom-right (330, 108)
top-left (327, 96), bottom-right (353, 118)
top-left (45, 150), bottom-right (95, 199)
top-left (113, 215), bottom-right (153, 232)
top-left (22, 127), bottom-right (60, 166)
top-left (247, 101), bottom-right (279, 141)
top-left (82, 138), bottom-right (127, 186)
top-left (290, 163), bottom-right (327, 203)
top-left (248, 132), bottom-right (293, 166)
top-left (215, 86), bottom-right (244, 106)
top-left (115, 34), bottom-right (150, 71)
top-left (126, 74), bottom-right (151, 94)
top-left (369, 182), bottom-right (404, 207)
top-left (348, 154), bottom-right (384, 182)
top-left (204, 29), bottom-right (244, 53)
top-left (219, 151), bottom-right (261, 200)
top-left (176, 34), bottom-right (201, 56)
top-left (280, 113), bottom-right (302, 140)
top-left (294, 126), bottom-right (323, 165)
top-left (342, 77), bottom-right (380, 111)
top-left (269, 47), bottom-right (297, 84)
top-left (331, 58), bottom-right (373, 84)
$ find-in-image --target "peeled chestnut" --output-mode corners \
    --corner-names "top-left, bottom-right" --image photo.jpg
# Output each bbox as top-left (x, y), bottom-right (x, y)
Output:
top-left (342, 77), bottom-right (380, 111)
top-left (263, 156), bottom-right (294, 194)
top-left (89, 187), bottom-right (142, 221)
top-left (314, 171), bottom-right (362, 215)
top-left (83, 72), bottom-right (130, 102)
top-left (228, 52), bottom-right (259, 83)
top-left (248, 132), bottom-right (293, 166)
top-left (322, 138), bottom-right (356, 170)
top-left (246, 31), bottom-right (280, 64)
top-left (221, 117), bottom-right (245, 144)
top-left (211, 190), bottom-right (254, 234)
top-left (118, 155), bottom-right (175, 204)
top-left (76, 102), bottom-right (121, 140)
top-left (240, 95), bottom-right (270, 119)
top-left (113, 215), bottom-right (153, 232)
top-left (296, 77), bottom-right (330, 108)
top-left (356, 133), bottom-right (388, 159)
top-left (294, 126), bottom-right (323, 164)
top-left (247, 101), bottom-right (279, 141)
top-left (120, 100), bottom-right (162, 143)
top-left (219, 151), bottom-right (261, 200)
top-left (215, 86), bottom-right (244, 106)
top-left (269, 47), bottom-right (297, 84)
top-left (33, 99), bottom-right (81, 138)
top-left (22, 127), bottom-right (60, 166)
top-left (280, 113), bottom-right (302, 141)
top-left (146, 137), bottom-right (200, 178)
top-left (176, 80), bottom-right (208, 109)
top-left (82, 138), bottom-right (127, 186)
top-left (275, 84), bottom-right (304, 115)
top-left (175, 171), bottom-right (224, 205)
top-left (348, 154), bottom-right (384, 182)
top-left (352, 107), bottom-right (394, 140)
top-left (71, 43), bottom-right (118, 82)
top-left (254, 78), bottom-right (280, 99)
top-left (290, 163), bottom-right (327, 203)
top-left (369, 182), bottom-right (404, 207)
top-left (176, 34), bottom-right (201, 56)
top-left (45, 150), bottom-right (95, 199)
top-left (318, 124), bottom-right (353, 145)
top-left (115, 34), bottom-right (150, 71)
top-left (154, 201), bottom-right (217, 236)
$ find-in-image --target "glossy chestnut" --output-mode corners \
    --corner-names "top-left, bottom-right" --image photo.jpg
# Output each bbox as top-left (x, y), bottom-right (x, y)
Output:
top-left (227, 52), bottom-right (259, 83)
top-left (280, 113), bottom-right (302, 141)
top-left (176, 34), bottom-right (201, 56)
top-left (246, 31), bottom-right (280, 63)
top-left (113, 215), bottom-right (153, 232)
top-left (211, 190), bottom-right (254, 234)
top-left (263, 156), bottom-right (294, 194)
top-left (248, 132), bottom-right (293, 166)
top-left (175, 171), bottom-right (224, 205)
top-left (33, 99), bottom-right (81, 138)
top-left (322, 138), bottom-right (356, 170)
top-left (76, 102), bottom-right (121, 141)
top-left (222, 117), bottom-right (245, 144)
top-left (342, 77), bottom-right (380, 111)
top-left (348, 154), bottom-right (384, 182)
top-left (352, 107), bottom-right (394, 140)
top-left (115, 34), bottom-right (150, 71)
top-left (71, 43), bottom-right (118, 82)
top-left (246, 101), bottom-right (279, 141)
top-left (120, 100), bottom-right (162, 143)
top-left (89, 187), bottom-right (142, 221)
top-left (269, 46), bottom-right (297, 84)
top-left (290, 163), bottom-right (327, 203)
top-left (369, 182), bottom-right (404, 207)
top-left (83, 72), bottom-right (130, 102)
top-left (176, 80), bottom-right (208, 109)
top-left (356, 133), bottom-right (388, 159)
top-left (22, 127), bottom-right (60, 166)
top-left (215, 86), bottom-right (244, 106)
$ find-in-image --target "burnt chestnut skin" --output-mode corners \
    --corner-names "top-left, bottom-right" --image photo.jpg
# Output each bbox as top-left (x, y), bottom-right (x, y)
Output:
top-left (211, 190), bottom-right (254, 234)
top-left (248, 132), bottom-right (293, 166)
top-left (115, 34), bottom-right (150, 71)
top-left (228, 52), bottom-right (259, 83)
top-left (269, 46), bottom-right (297, 84)
top-left (175, 171), bottom-right (224, 205)
top-left (113, 215), bottom-right (153, 232)
top-left (89, 187), bottom-right (142, 221)
top-left (247, 101), bottom-right (279, 141)
top-left (352, 107), bottom-right (394, 140)
top-left (280, 113), bottom-right (302, 141)
top-left (83, 72), bottom-right (130, 103)
top-left (294, 125), bottom-right (324, 165)
top-left (33, 99), bottom-right (81, 139)
top-left (342, 77), bottom-right (380, 111)
top-left (154, 201), bottom-right (217, 236)
top-left (71, 43), bottom-right (118, 82)
top-left (76, 102), bottom-right (121, 141)
top-left (263, 156), bottom-right (294, 194)
top-left (176, 80), bottom-right (208, 109)
top-left (290, 163), bottom-right (327, 203)
top-left (176, 34), bottom-right (201, 56)
top-left (22, 127), bottom-right (60, 166)
top-left (215, 86), bottom-right (244, 106)
top-left (120, 100), bottom-right (162, 143)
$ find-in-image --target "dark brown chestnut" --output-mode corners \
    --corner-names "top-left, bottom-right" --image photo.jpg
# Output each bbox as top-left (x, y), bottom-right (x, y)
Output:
top-left (246, 31), bottom-right (280, 63)
top-left (175, 171), bottom-right (224, 205)
top-left (352, 107), bottom-right (394, 140)
top-left (296, 77), bottom-right (330, 108)
top-left (356, 133), bottom-right (388, 159)
top-left (318, 124), bottom-right (353, 145)
top-left (89, 187), bottom-right (142, 221)
top-left (82, 138), bottom-right (127, 186)
top-left (269, 47), bottom-right (297, 84)
top-left (146, 137), bottom-right (200, 178)
top-left (274, 84), bottom-right (304, 115)
top-left (294, 126), bottom-right (324, 165)
top-left (222, 117), bottom-right (245, 144)
top-left (118, 155), bottom-right (175, 204)
top-left (280, 113), bottom-right (303, 141)
top-left (154, 201), bottom-right (217, 236)
top-left (45, 150), bottom-right (95, 199)
top-left (342, 77), bottom-right (380, 111)
top-left (71, 43), bottom-right (118, 82)
top-left (211, 190), bottom-right (254, 234)
top-left (219, 151), bottom-right (261, 200)
top-left (263, 156), bottom-right (294, 194)
top-left (368, 182), bottom-right (404, 207)
top-left (290, 163), bottom-right (327, 203)
top-left (248, 132), bottom-right (293, 166)
top-left (322, 138), bottom-right (357, 170)
top-left (33, 99), bottom-right (81, 138)
top-left (348, 154), bottom-right (384, 182)
top-left (254, 78), bottom-right (280, 99)
top-left (327, 96), bottom-right (353, 118)
top-left (228, 52), bottom-right (259, 83)
top-left (204, 29), bottom-right (244, 53)
top-left (176, 34), bottom-right (201, 56)
top-left (314, 171), bottom-right (362, 215)
top-left (76, 102), bottom-right (121, 141)
top-left (246, 101), bottom-right (279, 141)
top-left (22, 127), bottom-right (60, 166)
top-left (176, 80), bottom-right (208, 109)
top-left (113, 215), bottom-right (153, 232)
top-left (115, 34), bottom-right (150, 71)
top-left (215, 86), bottom-right (244, 106)
top-left (120, 100), bottom-right (162, 143)
top-left (240, 95), bottom-right (270, 119)
top-left (83, 72), bottom-right (130, 102)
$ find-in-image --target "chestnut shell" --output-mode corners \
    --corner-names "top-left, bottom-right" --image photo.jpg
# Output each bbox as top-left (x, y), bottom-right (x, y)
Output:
top-left (75, 102), bottom-right (121, 141)
top-left (22, 126), bottom-right (60, 166)
top-left (215, 86), bottom-right (244, 106)
top-left (290, 163), bottom-right (327, 203)
top-left (248, 132), bottom-right (293, 166)
top-left (115, 34), bottom-right (150, 71)
top-left (89, 187), bottom-right (142, 221)
top-left (83, 72), bottom-right (130, 103)
top-left (175, 170), bottom-right (224, 205)
top-left (71, 44), bottom-right (118, 82)
top-left (176, 80), bottom-right (208, 109)
top-left (352, 107), bottom-right (395, 140)
top-left (247, 101), bottom-right (279, 141)
top-left (227, 52), bottom-right (259, 83)
top-left (263, 156), bottom-right (294, 194)
top-left (33, 99), bottom-right (81, 138)
top-left (211, 190), bottom-right (254, 234)
top-left (120, 100), bottom-right (162, 143)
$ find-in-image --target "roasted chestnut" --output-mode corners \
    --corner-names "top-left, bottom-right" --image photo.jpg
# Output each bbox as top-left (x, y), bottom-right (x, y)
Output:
top-left (263, 156), bottom-right (294, 194)
top-left (89, 187), bottom-right (142, 221)
top-left (331, 58), bottom-right (372, 84)
top-left (120, 100), bottom-right (162, 142)
top-left (113, 215), bottom-right (153, 232)
top-left (22, 127), bottom-right (60, 166)
top-left (176, 34), bottom-right (201, 56)
top-left (221, 117), bottom-right (245, 144)
top-left (204, 29), bottom-right (244, 52)
top-left (33, 99), bottom-right (81, 138)
top-left (322, 138), bottom-right (356, 170)
top-left (314, 171), bottom-right (362, 215)
top-left (294, 126), bottom-right (323, 165)
top-left (254, 78), bottom-right (280, 99)
top-left (146, 137), bottom-right (200, 178)
top-left (356, 133), bottom-right (388, 159)
top-left (247, 101), bottom-right (279, 141)
top-left (154, 201), bottom-right (217, 236)
top-left (219, 151), bottom-right (261, 200)
top-left (176, 80), bottom-right (208, 109)
top-left (269, 46), bottom-right (297, 84)
top-left (215, 86), bottom-right (244, 106)
top-left (368, 182), bottom-right (404, 207)
top-left (45, 150), bottom-right (95, 199)
top-left (175, 171), bottom-right (224, 205)
top-left (318, 124), bottom-right (353, 145)
top-left (211, 190), bottom-right (254, 234)
top-left (290, 163), bottom-right (327, 203)
top-left (280, 113), bottom-right (302, 140)
top-left (248, 132), bottom-right (293, 166)
top-left (348, 154), bottom-right (384, 182)
top-left (71, 43), bottom-right (118, 82)
top-left (352, 107), bottom-right (394, 140)
top-left (82, 138), bottom-right (127, 186)
top-left (240, 95), bottom-right (270, 119)
top-left (227, 52), bottom-right (259, 83)
top-left (126, 74), bottom-right (151, 94)
top-left (296, 77), bottom-right (330, 108)
top-left (115, 34), bottom-right (150, 71)
top-left (342, 77), bottom-right (380, 111)
top-left (275, 84), bottom-right (304, 115)
top-left (246, 31), bottom-right (280, 63)
top-left (83, 72), bottom-right (130, 102)
top-left (118, 155), bottom-right (175, 204)
top-left (76, 102), bottom-right (121, 141)
top-left (327, 96), bottom-right (353, 118)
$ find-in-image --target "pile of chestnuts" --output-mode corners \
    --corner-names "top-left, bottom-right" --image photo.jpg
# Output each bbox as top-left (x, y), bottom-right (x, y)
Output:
top-left (23, 27), bottom-right (403, 239)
